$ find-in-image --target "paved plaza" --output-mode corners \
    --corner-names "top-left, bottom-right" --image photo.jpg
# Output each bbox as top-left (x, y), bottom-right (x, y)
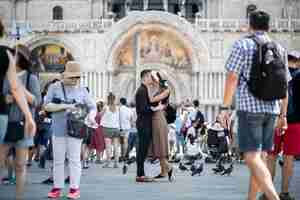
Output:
top-left (0, 161), bottom-right (299, 200)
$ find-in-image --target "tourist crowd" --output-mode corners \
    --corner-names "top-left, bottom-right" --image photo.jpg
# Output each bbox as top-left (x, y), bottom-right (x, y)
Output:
top-left (1, 10), bottom-right (300, 200)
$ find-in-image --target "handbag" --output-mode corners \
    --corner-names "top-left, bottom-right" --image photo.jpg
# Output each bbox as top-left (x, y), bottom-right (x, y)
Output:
top-left (61, 82), bottom-right (89, 139)
top-left (4, 72), bottom-right (31, 142)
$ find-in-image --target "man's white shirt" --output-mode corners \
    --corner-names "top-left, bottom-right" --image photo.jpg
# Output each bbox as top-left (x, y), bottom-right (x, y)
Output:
top-left (119, 105), bottom-right (133, 130)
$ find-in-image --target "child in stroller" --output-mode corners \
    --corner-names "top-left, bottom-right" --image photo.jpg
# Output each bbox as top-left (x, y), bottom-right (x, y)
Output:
top-left (205, 116), bottom-right (232, 164)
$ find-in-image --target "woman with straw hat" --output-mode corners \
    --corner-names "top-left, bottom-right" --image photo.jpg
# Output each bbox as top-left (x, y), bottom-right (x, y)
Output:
top-left (44, 61), bottom-right (97, 199)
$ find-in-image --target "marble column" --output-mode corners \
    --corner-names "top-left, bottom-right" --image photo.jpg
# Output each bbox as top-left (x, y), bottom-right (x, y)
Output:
top-left (193, 73), bottom-right (197, 99)
top-left (180, 0), bottom-right (186, 17)
top-left (133, 32), bottom-right (141, 89)
top-left (125, 0), bottom-right (132, 16)
top-left (90, 0), bottom-right (94, 19)
top-left (108, 71), bottom-right (113, 92)
top-left (99, 0), bottom-right (104, 17)
top-left (24, 0), bottom-right (28, 21)
top-left (203, 0), bottom-right (207, 18)
top-left (11, 0), bottom-right (16, 22)
top-left (103, 71), bottom-right (107, 98)
top-left (143, 0), bottom-right (149, 11)
top-left (163, 0), bottom-right (168, 11)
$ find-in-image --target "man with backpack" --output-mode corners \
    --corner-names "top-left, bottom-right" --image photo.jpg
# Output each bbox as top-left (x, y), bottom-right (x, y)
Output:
top-left (220, 11), bottom-right (290, 200)
top-left (266, 52), bottom-right (300, 200)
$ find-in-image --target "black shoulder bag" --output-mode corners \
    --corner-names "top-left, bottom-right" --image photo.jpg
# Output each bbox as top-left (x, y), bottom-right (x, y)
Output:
top-left (4, 72), bottom-right (31, 142)
top-left (61, 82), bottom-right (89, 139)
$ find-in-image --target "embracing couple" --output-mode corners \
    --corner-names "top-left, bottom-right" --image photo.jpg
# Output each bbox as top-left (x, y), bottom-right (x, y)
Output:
top-left (135, 69), bottom-right (174, 183)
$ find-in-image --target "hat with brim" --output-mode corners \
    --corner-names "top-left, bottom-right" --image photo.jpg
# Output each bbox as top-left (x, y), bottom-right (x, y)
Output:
top-left (62, 61), bottom-right (81, 78)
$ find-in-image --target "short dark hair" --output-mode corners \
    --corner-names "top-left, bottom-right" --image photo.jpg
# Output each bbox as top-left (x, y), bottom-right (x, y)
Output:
top-left (0, 19), bottom-right (4, 38)
top-left (120, 97), bottom-right (127, 105)
top-left (193, 100), bottom-right (199, 107)
top-left (288, 55), bottom-right (298, 62)
top-left (140, 69), bottom-right (152, 79)
top-left (249, 11), bottom-right (270, 31)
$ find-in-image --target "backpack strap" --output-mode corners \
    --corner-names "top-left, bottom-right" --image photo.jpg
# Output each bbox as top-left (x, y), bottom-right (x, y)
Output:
top-left (247, 35), bottom-right (264, 63)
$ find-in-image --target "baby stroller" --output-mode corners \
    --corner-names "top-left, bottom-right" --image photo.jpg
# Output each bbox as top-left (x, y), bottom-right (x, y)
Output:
top-left (205, 122), bottom-right (232, 164)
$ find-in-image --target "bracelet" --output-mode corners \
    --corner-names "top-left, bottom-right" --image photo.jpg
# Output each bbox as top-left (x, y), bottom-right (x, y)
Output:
top-left (279, 114), bottom-right (287, 118)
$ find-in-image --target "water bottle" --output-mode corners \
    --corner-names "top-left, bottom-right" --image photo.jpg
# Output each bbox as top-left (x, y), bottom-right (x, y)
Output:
top-left (265, 49), bottom-right (274, 65)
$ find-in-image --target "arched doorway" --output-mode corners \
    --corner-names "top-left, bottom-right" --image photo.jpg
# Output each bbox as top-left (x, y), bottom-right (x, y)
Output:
top-left (104, 11), bottom-right (209, 103)
top-left (110, 23), bottom-right (194, 103)
top-left (26, 36), bottom-right (78, 89)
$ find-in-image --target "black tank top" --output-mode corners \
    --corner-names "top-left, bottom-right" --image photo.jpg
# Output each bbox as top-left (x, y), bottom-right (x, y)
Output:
top-left (0, 45), bottom-right (12, 114)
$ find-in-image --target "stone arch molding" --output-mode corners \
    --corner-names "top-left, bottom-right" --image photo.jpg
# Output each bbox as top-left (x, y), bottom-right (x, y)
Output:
top-left (105, 11), bottom-right (209, 73)
top-left (25, 35), bottom-right (81, 62)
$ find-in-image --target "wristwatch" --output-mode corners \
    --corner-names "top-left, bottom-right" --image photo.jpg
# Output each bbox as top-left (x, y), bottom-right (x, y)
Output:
top-left (219, 106), bottom-right (230, 111)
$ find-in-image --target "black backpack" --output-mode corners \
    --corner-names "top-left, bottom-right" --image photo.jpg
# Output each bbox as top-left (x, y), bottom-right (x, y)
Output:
top-left (165, 104), bottom-right (177, 124)
top-left (247, 36), bottom-right (288, 101)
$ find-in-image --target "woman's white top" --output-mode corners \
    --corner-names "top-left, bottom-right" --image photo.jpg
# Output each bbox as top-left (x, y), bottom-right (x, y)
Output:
top-left (100, 106), bottom-right (120, 129)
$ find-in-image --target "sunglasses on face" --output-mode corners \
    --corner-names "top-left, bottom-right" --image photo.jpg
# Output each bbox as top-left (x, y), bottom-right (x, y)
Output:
top-left (68, 76), bottom-right (80, 80)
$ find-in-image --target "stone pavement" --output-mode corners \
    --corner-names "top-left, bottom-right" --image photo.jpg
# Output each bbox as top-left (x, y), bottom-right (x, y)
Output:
top-left (0, 161), bottom-right (299, 200)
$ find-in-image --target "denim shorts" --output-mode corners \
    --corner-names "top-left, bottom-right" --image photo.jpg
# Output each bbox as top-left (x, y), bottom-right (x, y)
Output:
top-left (102, 127), bottom-right (121, 138)
top-left (237, 111), bottom-right (277, 153)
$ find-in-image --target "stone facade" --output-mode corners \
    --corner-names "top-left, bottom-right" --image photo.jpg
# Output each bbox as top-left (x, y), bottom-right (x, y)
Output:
top-left (0, 0), bottom-right (300, 121)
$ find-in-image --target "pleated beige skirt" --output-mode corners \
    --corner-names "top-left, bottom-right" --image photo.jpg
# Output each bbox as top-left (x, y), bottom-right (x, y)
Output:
top-left (148, 110), bottom-right (169, 159)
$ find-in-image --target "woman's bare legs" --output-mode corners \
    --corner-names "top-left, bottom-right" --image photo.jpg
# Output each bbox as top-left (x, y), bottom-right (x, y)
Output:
top-left (112, 137), bottom-right (120, 167)
top-left (15, 148), bottom-right (28, 200)
top-left (0, 144), bottom-right (10, 176)
top-left (103, 138), bottom-right (112, 167)
top-left (159, 158), bottom-right (169, 176)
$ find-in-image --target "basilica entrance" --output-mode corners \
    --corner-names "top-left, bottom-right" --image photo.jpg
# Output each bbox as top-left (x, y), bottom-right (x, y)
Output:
top-left (105, 11), bottom-right (209, 104)
top-left (113, 24), bottom-right (193, 103)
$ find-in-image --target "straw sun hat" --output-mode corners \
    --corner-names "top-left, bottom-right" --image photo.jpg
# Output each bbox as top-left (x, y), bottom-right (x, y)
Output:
top-left (62, 61), bottom-right (81, 78)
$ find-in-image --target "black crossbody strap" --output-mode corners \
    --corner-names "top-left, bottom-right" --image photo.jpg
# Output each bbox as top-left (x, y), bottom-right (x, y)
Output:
top-left (26, 71), bottom-right (31, 90)
top-left (61, 82), bottom-right (67, 102)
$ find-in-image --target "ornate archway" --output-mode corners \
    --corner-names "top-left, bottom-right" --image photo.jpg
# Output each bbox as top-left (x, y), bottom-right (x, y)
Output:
top-left (25, 35), bottom-right (80, 61)
top-left (25, 36), bottom-right (80, 88)
top-left (105, 11), bottom-right (209, 102)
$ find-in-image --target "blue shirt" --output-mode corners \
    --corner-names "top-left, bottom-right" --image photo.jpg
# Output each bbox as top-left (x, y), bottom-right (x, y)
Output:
top-left (44, 81), bottom-right (97, 137)
top-left (225, 32), bottom-right (290, 114)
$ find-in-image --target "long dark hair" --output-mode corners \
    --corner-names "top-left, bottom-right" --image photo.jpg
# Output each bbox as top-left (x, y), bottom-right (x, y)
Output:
top-left (0, 19), bottom-right (4, 38)
top-left (156, 72), bottom-right (168, 89)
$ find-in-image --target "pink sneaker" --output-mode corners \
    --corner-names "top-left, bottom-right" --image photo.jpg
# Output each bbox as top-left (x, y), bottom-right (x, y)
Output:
top-left (47, 188), bottom-right (62, 199)
top-left (67, 188), bottom-right (80, 199)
